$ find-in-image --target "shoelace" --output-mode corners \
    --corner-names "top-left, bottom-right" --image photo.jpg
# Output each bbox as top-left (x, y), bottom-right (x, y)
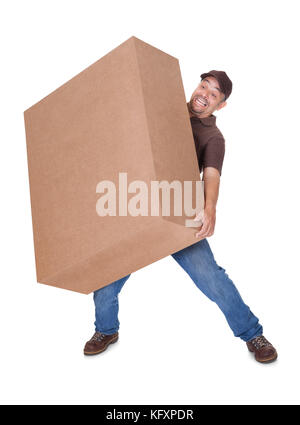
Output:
top-left (251, 336), bottom-right (271, 350)
top-left (91, 332), bottom-right (106, 342)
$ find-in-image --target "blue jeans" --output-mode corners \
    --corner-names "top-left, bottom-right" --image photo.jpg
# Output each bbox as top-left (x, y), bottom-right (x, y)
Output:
top-left (93, 238), bottom-right (263, 342)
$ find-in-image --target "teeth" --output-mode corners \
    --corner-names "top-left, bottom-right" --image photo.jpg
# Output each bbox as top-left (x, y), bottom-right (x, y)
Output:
top-left (195, 98), bottom-right (207, 106)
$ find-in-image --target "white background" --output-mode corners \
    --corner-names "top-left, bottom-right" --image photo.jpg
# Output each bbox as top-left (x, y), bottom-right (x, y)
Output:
top-left (1, 0), bottom-right (299, 405)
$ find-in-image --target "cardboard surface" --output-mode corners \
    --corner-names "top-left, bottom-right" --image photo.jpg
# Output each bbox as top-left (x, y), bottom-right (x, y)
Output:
top-left (24, 36), bottom-right (203, 294)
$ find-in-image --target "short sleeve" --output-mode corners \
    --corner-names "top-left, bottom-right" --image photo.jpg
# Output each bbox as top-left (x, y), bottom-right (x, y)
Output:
top-left (203, 137), bottom-right (225, 176)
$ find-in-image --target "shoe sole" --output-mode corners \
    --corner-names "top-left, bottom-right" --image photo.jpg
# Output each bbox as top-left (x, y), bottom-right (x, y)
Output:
top-left (247, 346), bottom-right (278, 363)
top-left (84, 336), bottom-right (119, 356)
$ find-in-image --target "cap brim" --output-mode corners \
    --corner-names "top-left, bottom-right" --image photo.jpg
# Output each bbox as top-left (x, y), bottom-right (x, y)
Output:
top-left (200, 72), bottom-right (215, 80)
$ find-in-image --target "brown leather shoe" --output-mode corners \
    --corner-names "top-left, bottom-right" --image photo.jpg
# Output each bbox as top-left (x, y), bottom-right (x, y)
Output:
top-left (247, 335), bottom-right (278, 363)
top-left (84, 331), bottom-right (119, 355)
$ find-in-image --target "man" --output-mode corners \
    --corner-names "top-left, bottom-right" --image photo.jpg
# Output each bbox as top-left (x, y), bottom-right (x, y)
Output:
top-left (84, 70), bottom-right (278, 364)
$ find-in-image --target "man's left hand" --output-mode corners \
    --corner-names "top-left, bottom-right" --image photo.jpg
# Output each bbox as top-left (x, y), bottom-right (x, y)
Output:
top-left (194, 205), bottom-right (216, 239)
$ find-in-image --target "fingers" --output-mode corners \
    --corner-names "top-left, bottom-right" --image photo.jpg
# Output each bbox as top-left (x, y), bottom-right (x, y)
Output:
top-left (195, 222), bottom-right (214, 238)
top-left (194, 209), bottom-right (215, 239)
top-left (195, 225), bottom-right (209, 238)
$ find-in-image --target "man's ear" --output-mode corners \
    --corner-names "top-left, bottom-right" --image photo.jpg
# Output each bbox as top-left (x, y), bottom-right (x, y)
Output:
top-left (216, 100), bottom-right (227, 111)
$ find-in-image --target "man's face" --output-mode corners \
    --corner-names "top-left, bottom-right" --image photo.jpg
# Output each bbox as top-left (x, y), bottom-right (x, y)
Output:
top-left (189, 76), bottom-right (226, 118)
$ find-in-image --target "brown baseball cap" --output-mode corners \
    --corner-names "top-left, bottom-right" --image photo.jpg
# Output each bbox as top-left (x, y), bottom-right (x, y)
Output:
top-left (200, 70), bottom-right (232, 100)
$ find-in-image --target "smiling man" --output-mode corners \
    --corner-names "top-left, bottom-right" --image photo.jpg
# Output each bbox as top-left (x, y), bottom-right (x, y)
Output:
top-left (84, 70), bottom-right (278, 364)
top-left (188, 71), bottom-right (229, 239)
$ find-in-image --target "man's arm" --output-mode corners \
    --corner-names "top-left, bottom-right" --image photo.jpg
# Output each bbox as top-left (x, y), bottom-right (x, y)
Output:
top-left (195, 166), bottom-right (220, 239)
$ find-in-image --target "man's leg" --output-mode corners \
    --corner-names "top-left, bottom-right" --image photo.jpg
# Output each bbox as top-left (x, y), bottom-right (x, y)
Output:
top-left (93, 274), bottom-right (131, 335)
top-left (172, 239), bottom-right (262, 342)
top-left (84, 274), bottom-right (131, 355)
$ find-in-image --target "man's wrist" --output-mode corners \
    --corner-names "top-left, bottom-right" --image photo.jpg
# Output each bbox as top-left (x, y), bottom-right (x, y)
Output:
top-left (205, 201), bottom-right (216, 210)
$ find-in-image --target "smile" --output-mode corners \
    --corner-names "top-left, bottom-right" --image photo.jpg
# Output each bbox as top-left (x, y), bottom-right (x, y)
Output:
top-left (194, 97), bottom-right (208, 107)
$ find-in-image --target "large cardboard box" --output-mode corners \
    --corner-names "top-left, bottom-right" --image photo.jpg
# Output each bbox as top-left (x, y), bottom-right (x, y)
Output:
top-left (24, 36), bottom-right (203, 294)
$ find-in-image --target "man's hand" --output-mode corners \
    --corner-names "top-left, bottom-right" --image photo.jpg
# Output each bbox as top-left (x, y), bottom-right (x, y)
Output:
top-left (194, 205), bottom-right (216, 239)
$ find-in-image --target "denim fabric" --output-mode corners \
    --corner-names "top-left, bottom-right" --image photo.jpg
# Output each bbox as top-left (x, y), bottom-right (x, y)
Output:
top-left (93, 238), bottom-right (262, 342)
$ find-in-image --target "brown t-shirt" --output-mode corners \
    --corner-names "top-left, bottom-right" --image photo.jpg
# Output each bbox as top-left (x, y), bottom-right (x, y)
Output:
top-left (189, 109), bottom-right (225, 176)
